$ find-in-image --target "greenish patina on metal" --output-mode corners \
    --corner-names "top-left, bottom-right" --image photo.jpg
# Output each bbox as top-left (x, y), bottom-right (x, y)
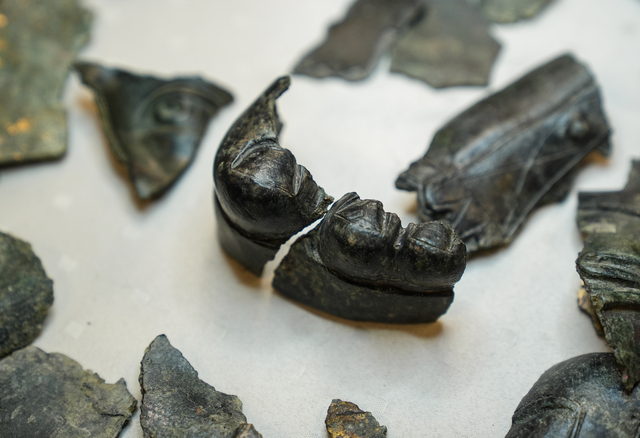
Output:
top-left (326, 399), bottom-right (387, 438)
top-left (0, 231), bottom-right (53, 359)
top-left (0, 346), bottom-right (137, 437)
top-left (577, 160), bottom-right (640, 392)
top-left (0, 0), bottom-right (92, 166)
top-left (469, 0), bottom-right (555, 23)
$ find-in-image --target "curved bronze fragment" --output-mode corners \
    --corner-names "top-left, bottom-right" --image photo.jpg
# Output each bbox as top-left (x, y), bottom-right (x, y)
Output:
top-left (506, 353), bottom-right (640, 437)
top-left (293, 0), bottom-right (424, 81)
top-left (214, 77), bottom-right (333, 276)
top-left (397, 54), bottom-right (611, 253)
top-left (577, 160), bottom-right (640, 392)
top-left (76, 62), bottom-right (233, 201)
top-left (326, 399), bottom-right (387, 438)
top-left (273, 192), bottom-right (466, 323)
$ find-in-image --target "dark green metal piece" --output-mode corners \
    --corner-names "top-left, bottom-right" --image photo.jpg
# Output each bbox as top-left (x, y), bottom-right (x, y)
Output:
top-left (506, 353), bottom-right (640, 437)
top-left (469, 0), bottom-right (555, 23)
top-left (273, 192), bottom-right (466, 323)
top-left (397, 54), bottom-right (611, 253)
top-left (577, 160), bottom-right (640, 392)
top-left (391, 0), bottom-right (500, 88)
top-left (0, 231), bottom-right (53, 359)
top-left (139, 335), bottom-right (262, 438)
top-left (326, 399), bottom-right (387, 438)
top-left (76, 62), bottom-right (233, 201)
top-left (293, 0), bottom-right (424, 81)
top-left (0, 346), bottom-right (137, 437)
top-left (0, 0), bottom-right (92, 166)
top-left (214, 77), bottom-right (332, 276)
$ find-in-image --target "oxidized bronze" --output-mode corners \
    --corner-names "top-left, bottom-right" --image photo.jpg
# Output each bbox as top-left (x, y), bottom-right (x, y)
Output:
top-left (273, 192), bottom-right (466, 323)
top-left (506, 353), bottom-right (640, 437)
top-left (76, 62), bottom-right (233, 201)
top-left (0, 0), bottom-right (92, 166)
top-left (140, 335), bottom-right (262, 438)
top-left (326, 399), bottom-right (387, 438)
top-left (293, 0), bottom-right (423, 81)
top-left (0, 346), bottom-right (137, 437)
top-left (214, 77), bottom-right (332, 275)
top-left (577, 160), bottom-right (640, 392)
top-left (0, 231), bottom-right (53, 358)
top-left (469, 0), bottom-right (555, 23)
top-left (397, 54), bottom-right (611, 253)
top-left (391, 0), bottom-right (501, 88)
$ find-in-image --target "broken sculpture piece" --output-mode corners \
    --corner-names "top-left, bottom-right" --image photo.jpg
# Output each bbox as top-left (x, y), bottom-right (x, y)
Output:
top-left (0, 0), bottom-right (92, 166)
top-left (76, 62), bottom-right (233, 201)
top-left (506, 353), bottom-right (640, 437)
top-left (0, 231), bottom-right (53, 358)
top-left (469, 0), bottom-right (555, 23)
top-left (293, 0), bottom-right (423, 81)
top-left (326, 399), bottom-right (387, 438)
top-left (391, 0), bottom-right (501, 88)
top-left (0, 346), bottom-right (137, 437)
top-left (214, 76), bottom-right (332, 276)
top-left (139, 335), bottom-right (262, 438)
top-left (273, 192), bottom-right (466, 323)
top-left (397, 54), bottom-right (611, 253)
top-left (576, 160), bottom-right (640, 392)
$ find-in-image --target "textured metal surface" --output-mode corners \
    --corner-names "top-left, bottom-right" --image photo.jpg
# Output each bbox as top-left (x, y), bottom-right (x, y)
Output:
top-left (397, 54), bottom-right (611, 253)
top-left (0, 0), bottom-right (92, 166)
top-left (577, 161), bottom-right (640, 392)
top-left (471, 0), bottom-right (555, 23)
top-left (0, 346), bottom-right (136, 437)
top-left (326, 399), bottom-right (387, 438)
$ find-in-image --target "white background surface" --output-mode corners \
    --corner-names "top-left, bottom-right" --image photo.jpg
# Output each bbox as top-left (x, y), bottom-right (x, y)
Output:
top-left (1, 0), bottom-right (640, 436)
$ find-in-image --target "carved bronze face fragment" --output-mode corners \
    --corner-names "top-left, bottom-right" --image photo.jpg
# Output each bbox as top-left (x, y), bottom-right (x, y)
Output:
top-left (214, 77), bottom-right (333, 275)
top-left (273, 192), bottom-right (466, 323)
top-left (76, 62), bottom-right (233, 201)
top-left (397, 54), bottom-right (611, 253)
top-left (577, 160), bottom-right (640, 392)
top-left (506, 354), bottom-right (640, 437)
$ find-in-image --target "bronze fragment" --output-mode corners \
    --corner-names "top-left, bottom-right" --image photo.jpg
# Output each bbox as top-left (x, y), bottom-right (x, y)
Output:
top-left (469, 0), bottom-right (555, 23)
top-left (326, 399), bottom-right (387, 438)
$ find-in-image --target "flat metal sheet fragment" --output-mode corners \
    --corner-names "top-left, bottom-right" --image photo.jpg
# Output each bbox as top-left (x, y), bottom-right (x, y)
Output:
top-left (469, 0), bottom-right (555, 23)
top-left (506, 353), bottom-right (640, 437)
top-left (390, 0), bottom-right (501, 88)
top-left (326, 399), bottom-right (387, 438)
top-left (273, 192), bottom-right (466, 323)
top-left (293, 0), bottom-right (424, 81)
top-left (396, 54), bottom-right (611, 253)
top-left (139, 335), bottom-right (262, 438)
top-left (0, 0), bottom-right (92, 166)
top-left (76, 62), bottom-right (233, 201)
top-left (214, 77), bottom-right (332, 276)
top-left (576, 160), bottom-right (640, 392)
top-left (0, 231), bottom-right (53, 358)
top-left (0, 346), bottom-right (137, 437)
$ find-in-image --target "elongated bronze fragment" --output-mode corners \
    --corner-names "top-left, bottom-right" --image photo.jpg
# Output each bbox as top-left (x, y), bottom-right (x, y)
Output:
top-left (76, 62), bottom-right (233, 201)
top-left (0, 0), bottom-right (92, 166)
top-left (214, 77), bottom-right (332, 275)
top-left (470, 0), bottom-right (555, 23)
top-left (139, 335), bottom-right (262, 438)
top-left (293, 0), bottom-right (424, 81)
top-left (326, 399), bottom-right (387, 438)
top-left (506, 354), bottom-right (640, 437)
top-left (397, 54), bottom-right (611, 253)
top-left (391, 0), bottom-right (501, 88)
top-left (577, 160), bottom-right (640, 392)
top-left (273, 192), bottom-right (466, 323)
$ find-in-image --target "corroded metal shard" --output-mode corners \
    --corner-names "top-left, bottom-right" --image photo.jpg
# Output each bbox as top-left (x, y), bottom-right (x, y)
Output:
top-left (0, 231), bottom-right (53, 358)
top-left (0, 346), bottom-right (137, 437)
top-left (391, 0), bottom-right (500, 88)
top-left (0, 0), bottom-right (92, 166)
top-left (140, 335), bottom-right (262, 438)
top-left (326, 399), bottom-right (387, 438)
top-left (214, 77), bottom-right (333, 276)
top-left (506, 353), bottom-right (640, 437)
top-left (293, 0), bottom-right (424, 81)
top-left (577, 161), bottom-right (640, 392)
top-left (76, 62), bottom-right (233, 201)
top-left (397, 54), bottom-right (611, 253)
top-left (470, 0), bottom-right (555, 23)
top-left (273, 192), bottom-right (466, 323)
